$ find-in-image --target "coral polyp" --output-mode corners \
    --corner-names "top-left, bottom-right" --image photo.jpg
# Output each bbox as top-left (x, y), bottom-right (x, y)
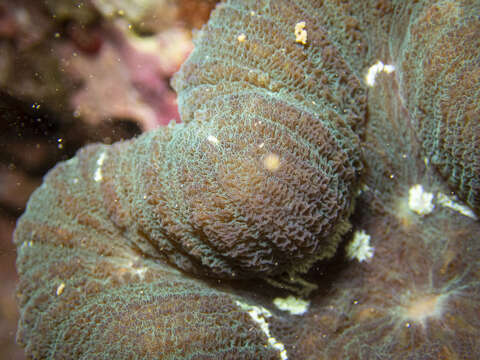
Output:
top-left (286, 201), bottom-right (480, 359)
top-left (13, 0), bottom-right (479, 359)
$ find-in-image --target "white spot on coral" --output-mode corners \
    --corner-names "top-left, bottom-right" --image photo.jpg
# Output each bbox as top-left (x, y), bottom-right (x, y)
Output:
top-left (263, 153), bottom-right (281, 171)
top-left (408, 184), bottom-right (434, 215)
top-left (207, 135), bottom-right (219, 145)
top-left (383, 64), bottom-right (395, 73)
top-left (237, 33), bottom-right (246, 42)
top-left (94, 151), bottom-right (106, 182)
top-left (56, 282), bottom-right (66, 296)
top-left (346, 230), bottom-right (374, 262)
top-left (131, 265), bottom-right (148, 279)
top-left (436, 192), bottom-right (477, 220)
top-left (365, 61), bottom-right (395, 86)
top-left (235, 300), bottom-right (288, 360)
top-left (273, 295), bottom-right (309, 315)
top-left (126, 261), bottom-right (148, 279)
top-left (294, 21), bottom-right (307, 45)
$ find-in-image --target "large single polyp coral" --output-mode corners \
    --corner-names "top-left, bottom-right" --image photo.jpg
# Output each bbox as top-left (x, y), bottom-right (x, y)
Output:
top-left (14, 0), bottom-right (480, 359)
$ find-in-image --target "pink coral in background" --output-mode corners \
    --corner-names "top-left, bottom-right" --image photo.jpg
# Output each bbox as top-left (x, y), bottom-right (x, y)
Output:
top-left (63, 23), bottom-right (192, 130)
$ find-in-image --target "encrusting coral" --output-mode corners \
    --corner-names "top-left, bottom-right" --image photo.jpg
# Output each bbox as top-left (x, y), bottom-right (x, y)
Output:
top-left (14, 0), bottom-right (480, 359)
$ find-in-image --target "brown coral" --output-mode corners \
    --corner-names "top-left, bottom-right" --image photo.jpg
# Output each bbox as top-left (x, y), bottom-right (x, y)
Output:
top-left (13, 0), bottom-right (480, 359)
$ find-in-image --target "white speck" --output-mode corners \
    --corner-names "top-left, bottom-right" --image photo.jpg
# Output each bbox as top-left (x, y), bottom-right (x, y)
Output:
top-left (383, 64), bottom-right (395, 73)
top-left (365, 61), bottom-right (395, 86)
top-left (437, 192), bottom-right (477, 219)
top-left (130, 264), bottom-right (148, 279)
top-left (94, 151), bottom-right (106, 182)
top-left (235, 301), bottom-right (288, 360)
top-left (346, 230), bottom-right (374, 262)
top-left (273, 295), bottom-right (309, 315)
top-left (259, 142), bottom-right (265, 148)
top-left (294, 21), bottom-right (307, 45)
top-left (56, 282), bottom-right (66, 296)
top-left (263, 153), bottom-right (281, 171)
top-left (408, 184), bottom-right (434, 215)
top-left (207, 135), bottom-right (219, 145)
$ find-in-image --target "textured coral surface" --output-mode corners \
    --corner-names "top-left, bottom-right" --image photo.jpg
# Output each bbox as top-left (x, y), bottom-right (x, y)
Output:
top-left (0, 0), bottom-right (219, 357)
top-left (14, 0), bottom-right (480, 359)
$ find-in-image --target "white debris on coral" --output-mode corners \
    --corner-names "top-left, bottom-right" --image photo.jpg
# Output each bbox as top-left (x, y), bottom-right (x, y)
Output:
top-left (437, 192), bottom-right (477, 220)
top-left (207, 135), bottom-right (219, 145)
top-left (365, 60), bottom-right (395, 86)
top-left (56, 282), bottom-right (66, 296)
top-left (273, 295), bottom-right (309, 315)
top-left (235, 300), bottom-right (288, 360)
top-left (94, 151), bottom-right (107, 182)
top-left (294, 21), bottom-right (307, 45)
top-left (346, 230), bottom-right (374, 262)
top-left (408, 184), bottom-right (434, 215)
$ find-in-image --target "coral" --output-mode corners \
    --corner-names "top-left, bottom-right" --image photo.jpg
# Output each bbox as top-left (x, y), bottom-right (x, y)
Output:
top-left (167, 0), bottom-right (368, 279)
top-left (13, 0), bottom-right (480, 359)
top-left (14, 143), bottom-right (279, 359)
top-left (59, 21), bottom-right (190, 130)
top-left (394, 0), bottom-right (480, 212)
top-left (345, 230), bottom-right (374, 262)
top-left (63, 31), bottom-right (185, 130)
top-left (285, 196), bottom-right (480, 359)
